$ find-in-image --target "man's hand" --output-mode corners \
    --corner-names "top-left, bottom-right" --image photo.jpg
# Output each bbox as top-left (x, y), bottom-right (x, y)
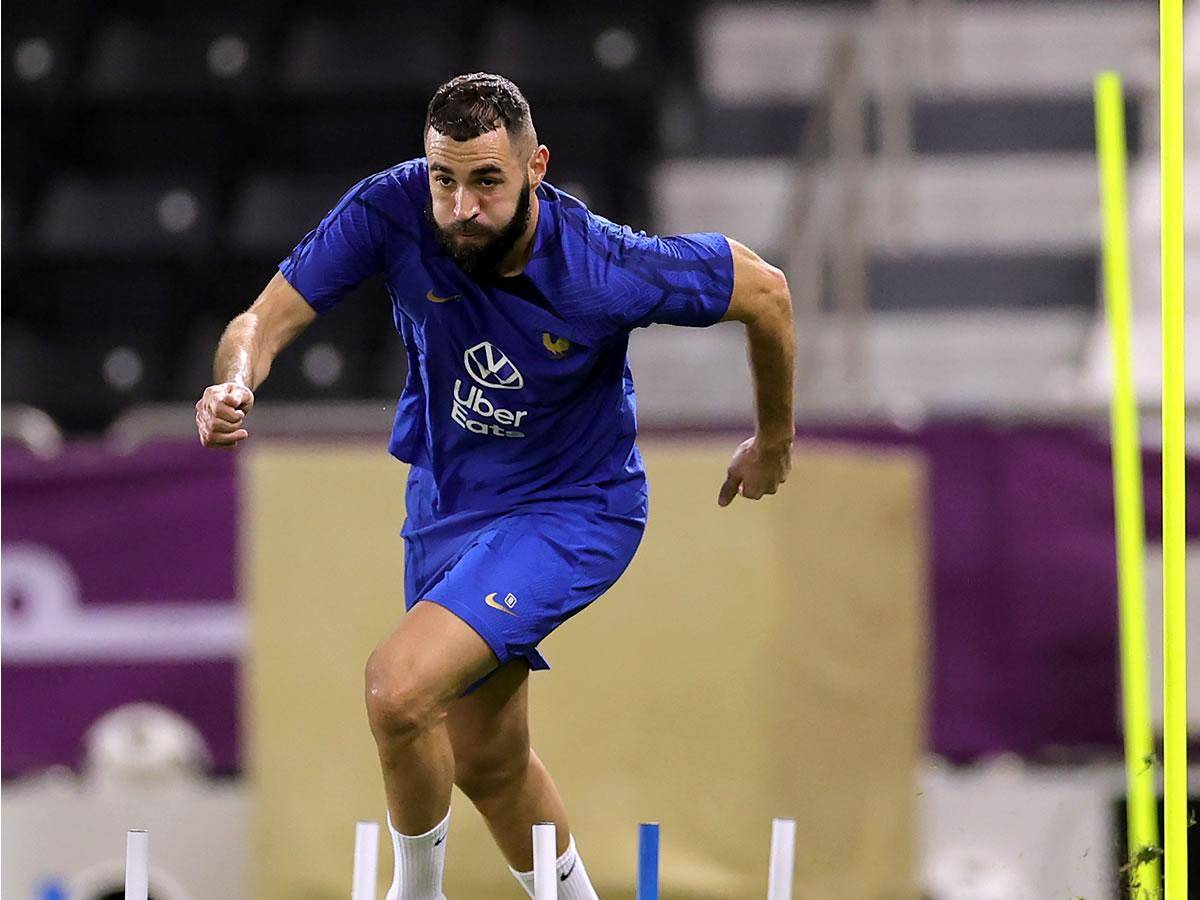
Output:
top-left (718, 435), bottom-right (793, 507)
top-left (196, 383), bottom-right (254, 450)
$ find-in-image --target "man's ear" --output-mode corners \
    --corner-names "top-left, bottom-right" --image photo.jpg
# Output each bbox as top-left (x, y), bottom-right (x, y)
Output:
top-left (528, 144), bottom-right (549, 190)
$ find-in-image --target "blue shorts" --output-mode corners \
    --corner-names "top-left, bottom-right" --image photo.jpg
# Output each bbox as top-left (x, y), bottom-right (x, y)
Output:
top-left (401, 466), bottom-right (647, 684)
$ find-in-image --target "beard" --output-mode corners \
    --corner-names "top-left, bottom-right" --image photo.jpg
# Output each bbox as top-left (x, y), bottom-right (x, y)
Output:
top-left (426, 176), bottom-right (532, 278)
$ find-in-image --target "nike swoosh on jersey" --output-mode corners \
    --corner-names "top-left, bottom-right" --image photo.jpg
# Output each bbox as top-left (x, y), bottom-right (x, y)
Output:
top-left (426, 289), bottom-right (463, 303)
top-left (484, 592), bottom-right (519, 616)
top-left (560, 860), bottom-right (576, 881)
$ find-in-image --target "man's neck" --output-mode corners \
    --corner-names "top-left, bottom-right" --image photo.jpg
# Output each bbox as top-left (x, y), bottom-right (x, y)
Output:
top-left (496, 192), bottom-right (540, 278)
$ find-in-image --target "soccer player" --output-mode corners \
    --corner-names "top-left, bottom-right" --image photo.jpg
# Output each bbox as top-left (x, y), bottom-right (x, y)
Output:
top-left (196, 73), bottom-right (793, 899)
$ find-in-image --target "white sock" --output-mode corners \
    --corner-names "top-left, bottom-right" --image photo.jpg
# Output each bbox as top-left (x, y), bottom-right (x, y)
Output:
top-left (385, 808), bottom-right (451, 900)
top-left (509, 834), bottom-right (599, 900)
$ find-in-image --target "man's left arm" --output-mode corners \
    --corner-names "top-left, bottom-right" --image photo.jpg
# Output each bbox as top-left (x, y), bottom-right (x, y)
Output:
top-left (716, 237), bottom-right (795, 507)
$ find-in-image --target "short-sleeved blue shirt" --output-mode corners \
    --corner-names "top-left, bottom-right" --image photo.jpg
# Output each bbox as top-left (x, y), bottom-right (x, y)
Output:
top-left (279, 158), bottom-right (734, 517)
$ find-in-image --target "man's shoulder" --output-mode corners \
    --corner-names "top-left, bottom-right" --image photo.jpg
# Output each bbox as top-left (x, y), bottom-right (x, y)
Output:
top-left (335, 158), bottom-right (428, 238)
top-left (357, 157), bottom-right (424, 194)
top-left (533, 185), bottom-right (666, 338)
top-left (537, 185), bottom-right (733, 332)
top-left (541, 182), bottom-right (656, 262)
top-left (546, 190), bottom-right (729, 279)
top-left (381, 157), bottom-right (429, 186)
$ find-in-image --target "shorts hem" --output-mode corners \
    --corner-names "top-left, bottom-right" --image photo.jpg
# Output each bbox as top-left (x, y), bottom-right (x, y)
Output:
top-left (413, 597), bottom-right (552, 695)
top-left (413, 596), bottom-right (552, 673)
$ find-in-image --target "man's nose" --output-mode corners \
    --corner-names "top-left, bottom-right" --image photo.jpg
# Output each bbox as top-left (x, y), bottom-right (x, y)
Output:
top-left (453, 187), bottom-right (480, 221)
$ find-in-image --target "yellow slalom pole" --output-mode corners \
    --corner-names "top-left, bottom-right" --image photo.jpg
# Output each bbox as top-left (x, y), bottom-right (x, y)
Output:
top-left (1159, 2), bottom-right (1188, 898)
top-left (1095, 72), bottom-right (1162, 900)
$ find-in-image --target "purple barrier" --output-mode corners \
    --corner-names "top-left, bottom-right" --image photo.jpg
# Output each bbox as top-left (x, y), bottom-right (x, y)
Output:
top-left (798, 422), bottom-right (1200, 761)
top-left (1, 442), bottom-right (241, 777)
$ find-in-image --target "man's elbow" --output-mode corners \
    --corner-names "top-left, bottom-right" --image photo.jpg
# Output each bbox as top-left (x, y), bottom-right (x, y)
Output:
top-left (749, 263), bottom-right (791, 326)
top-left (724, 236), bottom-right (793, 325)
top-left (765, 264), bottom-right (792, 317)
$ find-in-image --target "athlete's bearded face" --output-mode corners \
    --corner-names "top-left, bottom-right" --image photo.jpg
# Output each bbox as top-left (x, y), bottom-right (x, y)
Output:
top-left (425, 126), bottom-right (537, 278)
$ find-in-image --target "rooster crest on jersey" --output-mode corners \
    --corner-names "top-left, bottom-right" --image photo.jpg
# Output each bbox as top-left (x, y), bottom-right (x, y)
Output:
top-left (542, 333), bottom-right (570, 359)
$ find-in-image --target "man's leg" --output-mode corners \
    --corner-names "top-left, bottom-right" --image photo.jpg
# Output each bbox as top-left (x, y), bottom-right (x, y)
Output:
top-left (364, 600), bottom-right (498, 898)
top-left (446, 660), bottom-right (569, 862)
top-left (448, 660), bottom-right (600, 898)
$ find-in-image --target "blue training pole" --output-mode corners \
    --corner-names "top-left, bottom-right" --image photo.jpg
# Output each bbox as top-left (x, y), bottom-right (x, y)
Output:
top-left (637, 823), bottom-right (660, 900)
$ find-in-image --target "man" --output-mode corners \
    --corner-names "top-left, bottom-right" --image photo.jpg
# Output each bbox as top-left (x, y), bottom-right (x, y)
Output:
top-left (196, 73), bottom-right (793, 899)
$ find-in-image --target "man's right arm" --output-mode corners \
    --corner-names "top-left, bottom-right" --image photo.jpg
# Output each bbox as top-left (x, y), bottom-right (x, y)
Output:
top-left (195, 272), bottom-right (317, 449)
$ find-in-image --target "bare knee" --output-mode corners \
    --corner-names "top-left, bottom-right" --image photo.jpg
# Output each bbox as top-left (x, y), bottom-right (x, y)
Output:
top-left (454, 738), bottom-right (532, 803)
top-left (364, 646), bottom-right (446, 745)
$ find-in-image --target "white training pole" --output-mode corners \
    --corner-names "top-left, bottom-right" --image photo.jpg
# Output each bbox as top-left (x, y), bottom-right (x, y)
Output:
top-left (125, 829), bottom-right (149, 900)
top-left (767, 817), bottom-right (796, 900)
top-left (532, 821), bottom-right (558, 900)
top-left (352, 821), bottom-right (380, 900)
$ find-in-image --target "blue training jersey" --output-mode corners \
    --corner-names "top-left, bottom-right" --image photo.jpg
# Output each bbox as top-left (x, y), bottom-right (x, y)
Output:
top-left (279, 158), bottom-right (734, 516)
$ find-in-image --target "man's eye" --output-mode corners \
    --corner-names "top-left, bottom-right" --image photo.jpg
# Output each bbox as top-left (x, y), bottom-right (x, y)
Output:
top-left (435, 176), bottom-right (453, 187)
top-left (479, 179), bottom-right (498, 188)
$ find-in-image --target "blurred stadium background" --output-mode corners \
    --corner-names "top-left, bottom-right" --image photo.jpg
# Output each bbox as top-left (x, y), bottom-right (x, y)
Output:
top-left (3, 0), bottom-right (1200, 898)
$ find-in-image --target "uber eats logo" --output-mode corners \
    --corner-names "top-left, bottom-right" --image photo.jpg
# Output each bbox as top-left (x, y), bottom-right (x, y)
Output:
top-left (452, 341), bottom-right (529, 438)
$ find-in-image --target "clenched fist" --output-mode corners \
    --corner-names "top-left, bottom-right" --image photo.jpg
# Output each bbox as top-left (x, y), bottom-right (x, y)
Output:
top-left (717, 435), bottom-right (792, 506)
top-left (196, 383), bottom-right (254, 450)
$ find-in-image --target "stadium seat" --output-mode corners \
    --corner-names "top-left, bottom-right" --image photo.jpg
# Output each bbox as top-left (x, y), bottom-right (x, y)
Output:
top-left (32, 263), bottom-right (191, 348)
top-left (198, 259), bottom-right (283, 327)
top-left (4, 110), bottom-right (76, 249)
top-left (176, 276), bottom-right (397, 404)
top-left (546, 161), bottom-right (633, 225)
top-left (652, 155), bottom-right (1102, 259)
top-left (922, 2), bottom-right (1158, 95)
top-left (227, 173), bottom-right (365, 260)
top-left (13, 262), bottom-right (189, 431)
top-left (32, 174), bottom-right (216, 259)
top-left (6, 256), bottom-right (199, 382)
top-left (4, 112), bottom-right (40, 190)
top-left (657, 94), bottom-right (1142, 159)
top-left (659, 99), bottom-right (813, 158)
top-left (532, 97), bottom-right (653, 225)
top-left (83, 16), bottom-right (265, 99)
top-left (532, 100), bottom-right (641, 166)
top-left (256, 106), bottom-right (427, 175)
top-left (278, 12), bottom-right (465, 99)
top-left (1, 324), bottom-right (52, 407)
top-left (249, 285), bottom-right (392, 401)
top-left (0, 256), bottom-right (53, 333)
top-left (910, 95), bottom-right (1143, 156)
top-left (652, 154), bottom-right (1102, 311)
top-left (172, 315), bottom-right (229, 400)
top-left (868, 253), bottom-right (1097, 312)
top-left (479, 9), bottom-right (657, 101)
top-left (2, 0), bottom-right (84, 107)
top-left (696, 3), bottom-right (1158, 102)
top-left (69, 107), bottom-right (242, 176)
top-left (35, 335), bottom-right (170, 433)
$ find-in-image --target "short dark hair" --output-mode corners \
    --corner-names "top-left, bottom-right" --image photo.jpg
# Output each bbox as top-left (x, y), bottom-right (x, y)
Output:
top-left (425, 72), bottom-right (537, 149)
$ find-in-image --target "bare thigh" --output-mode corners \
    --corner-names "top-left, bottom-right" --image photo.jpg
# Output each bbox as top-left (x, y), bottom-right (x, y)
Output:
top-left (366, 600), bottom-right (501, 720)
